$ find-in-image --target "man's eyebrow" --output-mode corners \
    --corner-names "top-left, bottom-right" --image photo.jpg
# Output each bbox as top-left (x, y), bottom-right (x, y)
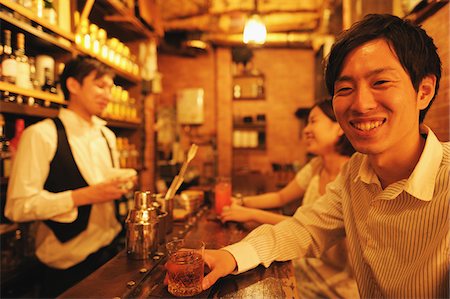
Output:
top-left (335, 67), bottom-right (398, 84)
top-left (335, 75), bottom-right (353, 84)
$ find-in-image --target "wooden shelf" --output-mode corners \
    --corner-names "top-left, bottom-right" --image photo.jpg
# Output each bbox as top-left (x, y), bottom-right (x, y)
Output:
top-left (105, 118), bottom-right (141, 129)
top-left (233, 96), bottom-right (265, 100)
top-left (0, 82), bottom-right (66, 104)
top-left (0, 10), bottom-right (74, 55)
top-left (0, 102), bottom-right (141, 130)
top-left (234, 123), bottom-right (266, 131)
top-left (0, 0), bottom-right (74, 42)
top-left (104, 0), bottom-right (153, 39)
top-left (76, 47), bottom-right (141, 85)
top-left (80, 0), bottom-right (153, 42)
top-left (0, 101), bottom-right (60, 118)
top-left (233, 146), bottom-right (266, 150)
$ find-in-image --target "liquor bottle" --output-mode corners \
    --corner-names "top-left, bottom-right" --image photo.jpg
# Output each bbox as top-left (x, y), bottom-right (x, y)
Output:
top-left (29, 57), bottom-right (40, 90)
top-left (54, 62), bottom-right (65, 97)
top-left (0, 114), bottom-right (12, 179)
top-left (1, 30), bottom-right (17, 84)
top-left (43, 0), bottom-right (57, 25)
top-left (10, 119), bottom-right (25, 157)
top-left (98, 28), bottom-right (109, 60)
top-left (15, 33), bottom-right (32, 89)
top-left (41, 67), bottom-right (57, 94)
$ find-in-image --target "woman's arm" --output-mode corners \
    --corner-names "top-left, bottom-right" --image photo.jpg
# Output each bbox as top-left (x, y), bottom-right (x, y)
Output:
top-left (236, 178), bottom-right (306, 209)
top-left (221, 204), bottom-right (289, 225)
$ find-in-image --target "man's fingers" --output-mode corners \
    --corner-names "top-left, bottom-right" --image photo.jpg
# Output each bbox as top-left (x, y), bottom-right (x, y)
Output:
top-left (202, 269), bottom-right (221, 290)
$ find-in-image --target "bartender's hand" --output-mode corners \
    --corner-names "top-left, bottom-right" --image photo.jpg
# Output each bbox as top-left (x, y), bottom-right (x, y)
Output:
top-left (71, 178), bottom-right (132, 206)
top-left (202, 249), bottom-right (237, 290)
top-left (220, 204), bottom-right (256, 223)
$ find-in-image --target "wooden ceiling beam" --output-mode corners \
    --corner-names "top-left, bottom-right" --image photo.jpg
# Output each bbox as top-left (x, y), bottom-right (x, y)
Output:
top-left (163, 11), bottom-right (320, 33)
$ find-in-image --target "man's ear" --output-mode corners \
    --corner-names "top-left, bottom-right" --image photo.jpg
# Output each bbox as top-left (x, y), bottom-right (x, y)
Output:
top-left (417, 75), bottom-right (436, 110)
top-left (66, 77), bottom-right (80, 96)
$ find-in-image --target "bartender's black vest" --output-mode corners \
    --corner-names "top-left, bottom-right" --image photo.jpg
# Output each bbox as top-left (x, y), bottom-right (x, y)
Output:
top-left (43, 118), bottom-right (115, 243)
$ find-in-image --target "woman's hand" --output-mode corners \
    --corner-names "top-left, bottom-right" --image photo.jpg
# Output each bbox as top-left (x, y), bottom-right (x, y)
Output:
top-left (220, 204), bottom-right (256, 223)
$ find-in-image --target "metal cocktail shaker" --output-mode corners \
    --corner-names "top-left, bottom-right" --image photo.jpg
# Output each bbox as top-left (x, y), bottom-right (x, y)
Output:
top-left (125, 191), bottom-right (159, 259)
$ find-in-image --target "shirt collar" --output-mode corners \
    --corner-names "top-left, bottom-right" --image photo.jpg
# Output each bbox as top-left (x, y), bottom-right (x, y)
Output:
top-left (403, 125), bottom-right (443, 201)
top-left (59, 108), bottom-right (107, 130)
top-left (355, 125), bottom-right (443, 201)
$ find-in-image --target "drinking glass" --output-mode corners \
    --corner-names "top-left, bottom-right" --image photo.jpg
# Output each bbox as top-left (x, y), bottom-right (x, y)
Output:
top-left (166, 239), bottom-right (205, 297)
top-left (214, 177), bottom-right (231, 215)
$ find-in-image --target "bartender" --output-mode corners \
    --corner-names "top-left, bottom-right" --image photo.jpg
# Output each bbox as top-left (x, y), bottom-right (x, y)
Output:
top-left (5, 56), bottom-right (134, 297)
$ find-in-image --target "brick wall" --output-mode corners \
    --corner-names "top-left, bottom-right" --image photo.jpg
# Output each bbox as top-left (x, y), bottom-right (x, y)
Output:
top-left (231, 48), bottom-right (315, 174)
top-left (158, 47), bottom-right (315, 181)
top-left (421, 4), bottom-right (450, 141)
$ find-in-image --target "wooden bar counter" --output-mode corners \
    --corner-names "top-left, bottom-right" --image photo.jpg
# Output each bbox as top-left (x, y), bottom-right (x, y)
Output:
top-left (60, 206), bottom-right (298, 298)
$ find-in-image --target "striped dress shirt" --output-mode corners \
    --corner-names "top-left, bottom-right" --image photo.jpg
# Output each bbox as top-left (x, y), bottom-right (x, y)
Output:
top-left (225, 127), bottom-right (449, 298)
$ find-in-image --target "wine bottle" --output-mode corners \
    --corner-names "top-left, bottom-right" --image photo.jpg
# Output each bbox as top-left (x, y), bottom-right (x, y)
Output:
top-left (15, 33), bottom-right (32, 89)
top-left (10, 119), bottom-right (25, 157)
top-left (43, 0), bottom-right (57, 25)
top-left (1, 30), bottom-right (17, 84)
top-left (0, 114), bottom-right (12, 179)
top-left (41, 67), bottom-right (57, 94)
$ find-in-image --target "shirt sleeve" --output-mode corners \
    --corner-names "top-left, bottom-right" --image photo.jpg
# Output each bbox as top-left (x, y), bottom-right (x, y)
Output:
top-left (225, 166), bottom-right (348, 273)
top-left (5, 121), bottom-right (76, 223)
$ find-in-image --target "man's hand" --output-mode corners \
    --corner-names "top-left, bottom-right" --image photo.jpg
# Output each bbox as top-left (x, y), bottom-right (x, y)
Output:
top-left (71, 177), bottom-right (133, 206)
top-left (202, 249), bottom-right (237, 290)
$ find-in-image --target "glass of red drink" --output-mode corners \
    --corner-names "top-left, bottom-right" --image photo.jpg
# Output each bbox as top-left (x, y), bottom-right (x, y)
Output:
top-left (214, 177), bottom-right (231, 215)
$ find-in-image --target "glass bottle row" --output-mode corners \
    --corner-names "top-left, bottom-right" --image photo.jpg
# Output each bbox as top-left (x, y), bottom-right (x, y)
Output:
top-left (75, 18), bottom-right (140, 77)
top-left (102, 84), bottom-right (140, 123)
top-left (117, 137), bottom-right (140, 169)
top-left (1, 30), bottom-right (61, 96)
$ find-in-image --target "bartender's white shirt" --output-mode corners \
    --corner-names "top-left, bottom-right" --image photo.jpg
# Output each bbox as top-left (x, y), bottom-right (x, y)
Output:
top-left (6, 108), bottom-right (121, 269)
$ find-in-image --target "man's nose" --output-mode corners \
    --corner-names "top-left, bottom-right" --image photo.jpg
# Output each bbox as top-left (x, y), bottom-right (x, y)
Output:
top-left (351, 83), bottom-right (377, 113)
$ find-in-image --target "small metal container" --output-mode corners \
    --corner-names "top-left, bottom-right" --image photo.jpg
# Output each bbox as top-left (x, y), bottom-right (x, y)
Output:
top-left (155, 194), bottom-right (174, 233)
top-left (125, 191), bottom-right (159, 260)
top-left (157, 211), bottom-right (168, 245)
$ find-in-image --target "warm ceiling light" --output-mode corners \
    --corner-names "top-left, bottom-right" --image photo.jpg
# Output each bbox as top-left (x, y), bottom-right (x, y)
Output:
top-left (243, 14), bottom-right (267, 44)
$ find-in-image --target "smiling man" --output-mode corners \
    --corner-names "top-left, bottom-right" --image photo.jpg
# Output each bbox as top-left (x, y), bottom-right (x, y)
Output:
top-left (201, 14), bottom-right (449, 298)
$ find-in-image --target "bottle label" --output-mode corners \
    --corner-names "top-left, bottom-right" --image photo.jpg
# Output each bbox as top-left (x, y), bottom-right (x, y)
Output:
top-left (1, 59), bottom-right (17, 78)
top-left (16, 62), bottom-right (32, 89)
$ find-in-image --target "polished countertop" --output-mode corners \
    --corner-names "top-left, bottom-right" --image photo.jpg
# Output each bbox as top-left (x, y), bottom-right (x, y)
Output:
top-left (60, 206), bottom-right (298, 298)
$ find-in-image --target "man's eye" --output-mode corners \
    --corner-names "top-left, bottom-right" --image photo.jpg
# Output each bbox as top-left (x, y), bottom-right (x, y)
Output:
top-left (336, 87), bottom-right (352, 94)
top-left (374, 80), bottom-right (389, 86)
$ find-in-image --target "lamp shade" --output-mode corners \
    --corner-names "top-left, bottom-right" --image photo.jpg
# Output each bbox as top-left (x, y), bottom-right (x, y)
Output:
top-left (243, 14), bottom-right (267, 44)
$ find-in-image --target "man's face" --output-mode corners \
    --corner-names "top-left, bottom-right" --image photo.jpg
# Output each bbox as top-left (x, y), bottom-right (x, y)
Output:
top-left (332, 39), bottom-right (426, 157)
top-left (74, 71), bottom-right (114, 117)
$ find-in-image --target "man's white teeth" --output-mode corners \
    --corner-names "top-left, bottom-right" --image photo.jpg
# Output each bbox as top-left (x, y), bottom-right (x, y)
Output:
top-left (353, 120), bottom-right (383, 131)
